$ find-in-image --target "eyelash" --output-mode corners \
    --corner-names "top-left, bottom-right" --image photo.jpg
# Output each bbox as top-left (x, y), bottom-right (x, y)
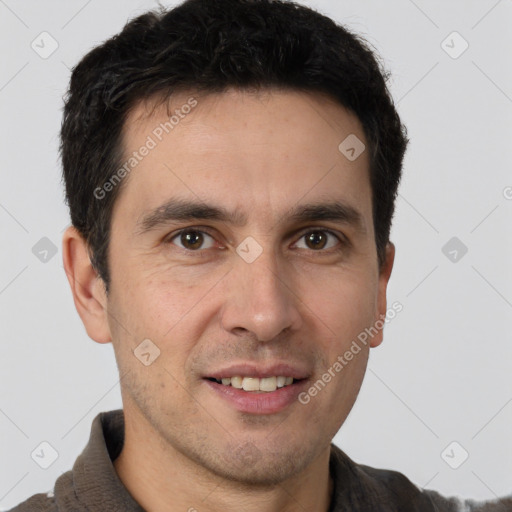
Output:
top-left (165, 227), bottom-right (348, 255)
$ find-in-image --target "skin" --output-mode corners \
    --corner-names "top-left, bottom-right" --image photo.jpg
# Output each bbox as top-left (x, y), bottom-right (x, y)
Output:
top-left (62, 88), bottom-right (395, 512)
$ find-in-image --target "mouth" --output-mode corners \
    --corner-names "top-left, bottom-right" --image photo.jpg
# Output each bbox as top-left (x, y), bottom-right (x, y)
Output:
top-left (205, 375), bottom-right (300, 393)
top-left (202, 362), bottom-right (311, 414)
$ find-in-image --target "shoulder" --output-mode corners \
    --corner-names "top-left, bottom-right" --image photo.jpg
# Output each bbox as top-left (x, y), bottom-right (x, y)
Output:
top-left (331, 444), bottom-right (512, 512)
top-left (6, 469), bottom-right (77, 512)
top-left (358, 462), bottom-right (464, 511)
top-left (330, 443), bottom-right (463, 511)
top-left (6, 490), bottom-right (57, 512)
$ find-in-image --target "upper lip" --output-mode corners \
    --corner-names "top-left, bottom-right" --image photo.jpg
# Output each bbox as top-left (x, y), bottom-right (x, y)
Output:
top-left (204, 362), bottom-right (311, 380)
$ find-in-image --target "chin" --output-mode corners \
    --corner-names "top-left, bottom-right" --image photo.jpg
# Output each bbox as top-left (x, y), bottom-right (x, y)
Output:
top-left (213, 458), bottom-right (301, 487)
top-left (208, 439), bottom-right (315, 486)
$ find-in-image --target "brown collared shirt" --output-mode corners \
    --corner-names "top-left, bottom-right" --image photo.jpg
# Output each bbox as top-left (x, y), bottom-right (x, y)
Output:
top-left (8, 410), bottom-right (512, 511)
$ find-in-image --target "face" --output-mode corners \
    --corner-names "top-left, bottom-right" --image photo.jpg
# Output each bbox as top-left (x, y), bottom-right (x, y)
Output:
top-left (97, 88), bottom-right (393, 484)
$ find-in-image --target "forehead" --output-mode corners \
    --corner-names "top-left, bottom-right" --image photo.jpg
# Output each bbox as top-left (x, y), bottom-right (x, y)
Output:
top-left (125, 87), bottom-right (365, 151)
top-left (115, 88), bottom-right (372, 232)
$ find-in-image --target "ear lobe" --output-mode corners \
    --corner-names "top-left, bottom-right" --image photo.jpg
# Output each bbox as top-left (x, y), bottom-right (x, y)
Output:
top-left (62, 226), bottom-right (112, 344)
top-left (370, 242), bottom-right (396, 348)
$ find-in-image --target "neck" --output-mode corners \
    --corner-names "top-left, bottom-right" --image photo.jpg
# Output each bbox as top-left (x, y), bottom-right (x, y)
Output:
top-left (113, 405), bottom-right (334, 512)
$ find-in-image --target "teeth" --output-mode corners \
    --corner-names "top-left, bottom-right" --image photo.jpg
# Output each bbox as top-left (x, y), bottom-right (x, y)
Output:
top-left (242, 377), bottom-right (260, 391)
top-left (260, 377), bottom-right (277, 392)
top-left (231, 376), bottom-right (243, 389)
top-left (214, 376), bottom-right (296, 392)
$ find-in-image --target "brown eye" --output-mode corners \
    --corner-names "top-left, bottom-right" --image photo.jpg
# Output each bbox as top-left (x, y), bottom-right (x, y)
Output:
top-left (170, 230), bottom-right (215, 250)
top-left (295, 230), bottom-right (340, 251)
top-left (305, 232), bottom-right (327, 250)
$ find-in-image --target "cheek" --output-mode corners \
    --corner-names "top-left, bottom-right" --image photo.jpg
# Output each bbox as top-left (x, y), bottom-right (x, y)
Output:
top-left (307, 273), bottom-right (375, 413)
top-left (301, 268), bottom-right (378, 340)
top-left (118, 266), bottom-right (221, 354)
top-left (120, 258), bottom-right (191, 309)
top-left (107, 276), bottom-right (208, 395)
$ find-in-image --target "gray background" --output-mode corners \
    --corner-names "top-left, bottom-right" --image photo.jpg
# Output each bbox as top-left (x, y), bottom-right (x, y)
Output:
top-left (1, 0), bottom-right (511, 508)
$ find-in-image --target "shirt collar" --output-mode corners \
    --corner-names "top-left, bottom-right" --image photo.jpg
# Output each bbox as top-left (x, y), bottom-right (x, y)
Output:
top-left (65, 408), bottom-right (375, 512)
top-left (63, 409), bottom-right (145, 511)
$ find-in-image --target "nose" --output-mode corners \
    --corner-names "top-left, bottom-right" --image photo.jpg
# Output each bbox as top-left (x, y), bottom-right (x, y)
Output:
top-left (220, 249), bottom-right (302, 342)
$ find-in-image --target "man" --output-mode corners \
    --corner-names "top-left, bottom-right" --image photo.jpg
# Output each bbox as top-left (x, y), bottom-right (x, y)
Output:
top-left (9, 0), bottom-right (511, 510)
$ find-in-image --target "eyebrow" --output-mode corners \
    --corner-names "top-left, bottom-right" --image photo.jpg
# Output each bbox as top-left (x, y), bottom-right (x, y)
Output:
top-left (135, 198), bottom-right (367, 236)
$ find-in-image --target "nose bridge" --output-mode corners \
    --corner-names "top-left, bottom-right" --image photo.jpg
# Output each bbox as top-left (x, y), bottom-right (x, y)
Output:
top-left (244, 248), bottom-right (286, 308)
top-left (220, 244), bottom-right (301, 341)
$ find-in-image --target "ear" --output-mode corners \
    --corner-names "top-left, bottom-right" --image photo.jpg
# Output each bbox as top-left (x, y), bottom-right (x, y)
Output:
top-left (370, 242), bottom-right (395, 348)
top-left (62, 226), bottom-right (112, 344)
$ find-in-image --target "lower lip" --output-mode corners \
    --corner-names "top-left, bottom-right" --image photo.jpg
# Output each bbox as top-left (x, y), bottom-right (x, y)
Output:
top-left (203, 379), bottom-right (309, 414)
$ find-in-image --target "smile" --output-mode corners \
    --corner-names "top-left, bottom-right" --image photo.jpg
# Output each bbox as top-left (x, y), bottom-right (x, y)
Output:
top-left (207, 375), bottom-right (295, 392)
